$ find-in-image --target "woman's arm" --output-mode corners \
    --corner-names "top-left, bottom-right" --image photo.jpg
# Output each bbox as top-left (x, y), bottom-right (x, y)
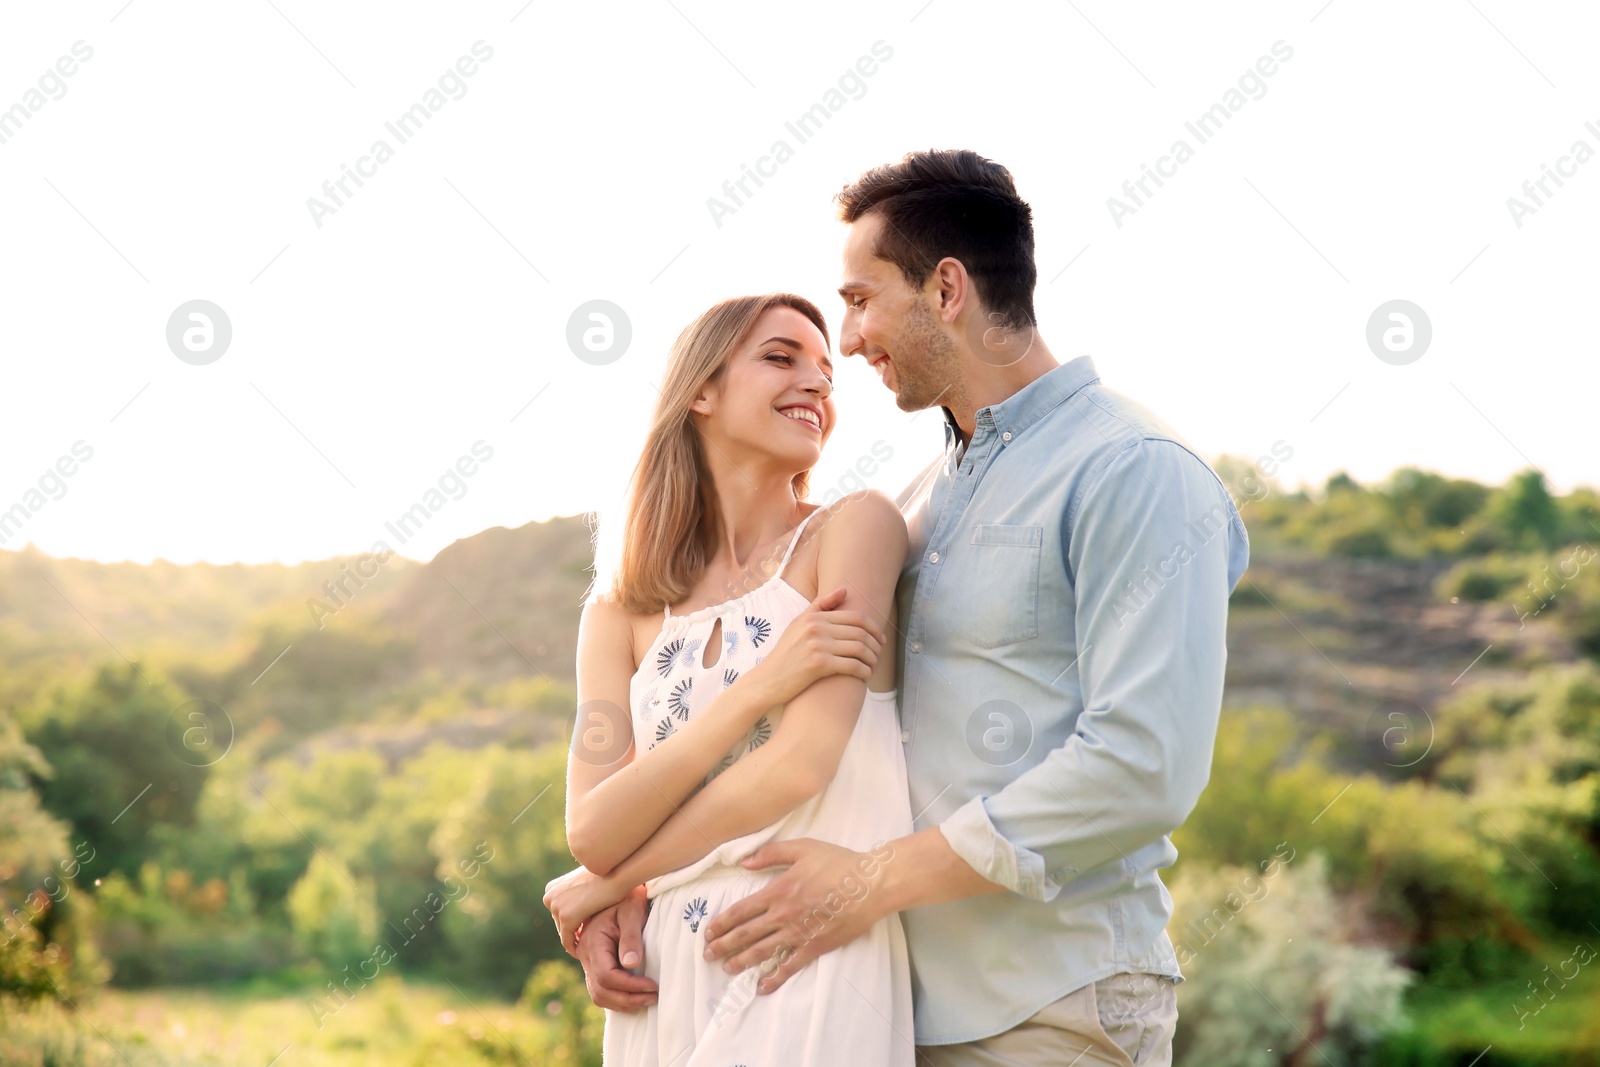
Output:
top-left (564, 597), bottom-right (779, 874)
top-left (598, 491), bottom-right (907, 890)
top-left (565, 520), bottom-right (890, 876)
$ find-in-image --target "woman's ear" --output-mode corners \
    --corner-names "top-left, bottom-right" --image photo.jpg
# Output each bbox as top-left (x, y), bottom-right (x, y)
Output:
top-left (690, 380), bottom-right (718, 417)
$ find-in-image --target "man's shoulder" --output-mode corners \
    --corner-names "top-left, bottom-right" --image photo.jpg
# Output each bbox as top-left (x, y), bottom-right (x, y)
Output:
top-left (1051, 383), bottom-right (1224, 486)
top-left (1055, 382), bottom-right (1186, 451)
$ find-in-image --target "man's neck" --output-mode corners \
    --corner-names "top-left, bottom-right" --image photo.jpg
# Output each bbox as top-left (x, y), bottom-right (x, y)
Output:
top-left (945, 336), bottom-right (1062, 447)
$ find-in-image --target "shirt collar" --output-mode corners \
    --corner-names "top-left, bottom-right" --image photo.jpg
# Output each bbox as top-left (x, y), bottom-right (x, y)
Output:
top-left (940, 355), bottom-right (1101, 451)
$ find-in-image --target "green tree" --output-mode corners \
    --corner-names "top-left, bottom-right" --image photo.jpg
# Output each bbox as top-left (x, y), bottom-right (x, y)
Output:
top-left (1496, 469), bottom-right (1562, 550)
top-left (287, 853), bottom-right (380, 968)
top-left (429, 742), bottom-right (572, 994)
top-left (0, 712), bottom-right (105, 1002)
top-left (23, 663), bottom-right (206, 880)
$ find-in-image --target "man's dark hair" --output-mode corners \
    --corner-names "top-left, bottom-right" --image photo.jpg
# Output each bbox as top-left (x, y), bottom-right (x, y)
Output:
top-left (835, 149), bottom-right (1037, 330)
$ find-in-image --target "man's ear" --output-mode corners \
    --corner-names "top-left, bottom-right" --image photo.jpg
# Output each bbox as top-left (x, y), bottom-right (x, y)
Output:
top-left (931, 257), bottom-right (971, 326)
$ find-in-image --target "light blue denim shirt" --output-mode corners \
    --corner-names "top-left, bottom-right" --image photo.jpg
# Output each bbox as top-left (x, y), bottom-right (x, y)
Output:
top-left (892, 355), bottom-right (1249, 1045)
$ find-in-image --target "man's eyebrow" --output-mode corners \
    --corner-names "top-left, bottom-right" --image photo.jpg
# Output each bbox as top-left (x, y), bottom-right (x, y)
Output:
top-left (837, 283), bottom-right (867, 300)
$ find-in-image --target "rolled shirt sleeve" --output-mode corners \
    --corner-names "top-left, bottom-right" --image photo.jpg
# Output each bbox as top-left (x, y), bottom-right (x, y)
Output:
top-left (937, 437), bottom-right (1247, 901)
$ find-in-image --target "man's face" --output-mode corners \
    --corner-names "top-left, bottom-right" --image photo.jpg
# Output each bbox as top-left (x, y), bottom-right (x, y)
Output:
top-left (838, 212), bottom-right (963, 414)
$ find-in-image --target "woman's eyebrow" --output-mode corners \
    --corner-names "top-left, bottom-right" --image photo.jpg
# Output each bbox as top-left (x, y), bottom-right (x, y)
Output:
top-left (756, 336), bottom-right (832, 376)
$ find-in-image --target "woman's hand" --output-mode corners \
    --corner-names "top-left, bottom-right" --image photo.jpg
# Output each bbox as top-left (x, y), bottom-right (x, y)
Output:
top-left (544, 865), bottom-right (631, 956)
top-left (746, 586), bottom-right (885, 707)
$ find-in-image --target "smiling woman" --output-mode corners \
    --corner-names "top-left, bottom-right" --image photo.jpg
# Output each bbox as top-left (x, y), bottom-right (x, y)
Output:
top-left (603, 294), bottom-right (836, 616)
top-left (547, 291), bottom-right (916, 1065)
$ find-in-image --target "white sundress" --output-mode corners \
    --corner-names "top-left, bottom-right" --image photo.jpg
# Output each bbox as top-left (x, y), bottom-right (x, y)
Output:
top-left (603, 505), bottom-right (916, 1067)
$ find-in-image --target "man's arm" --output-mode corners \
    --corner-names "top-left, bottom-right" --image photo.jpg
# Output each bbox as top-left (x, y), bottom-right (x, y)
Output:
top-left (933, 435), bottom-right (1246, 901)
top-left (704, 437), bottom-right (1248, 985)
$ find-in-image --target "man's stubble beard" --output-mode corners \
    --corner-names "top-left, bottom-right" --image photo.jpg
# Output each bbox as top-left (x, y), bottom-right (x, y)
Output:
top-left (892, 300), bottom-right (966, 415)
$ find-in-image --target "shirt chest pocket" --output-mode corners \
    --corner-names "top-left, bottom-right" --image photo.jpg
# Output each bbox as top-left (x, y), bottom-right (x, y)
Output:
top-left (965, 523), bottom-right (1043, 649)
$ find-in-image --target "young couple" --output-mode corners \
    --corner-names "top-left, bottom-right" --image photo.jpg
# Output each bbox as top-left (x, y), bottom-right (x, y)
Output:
top-left (543, 149), bottom-right (1250, 1066)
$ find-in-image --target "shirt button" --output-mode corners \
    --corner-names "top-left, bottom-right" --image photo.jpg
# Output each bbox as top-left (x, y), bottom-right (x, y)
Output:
top-left (900, 729), bottom-right (911, 743)
top-left (1002, 431), bottom-right (1012, 441)
top-left (928, 552), bottom-right (940, 564)
top-left (910, 641), bottom-right (922, 654)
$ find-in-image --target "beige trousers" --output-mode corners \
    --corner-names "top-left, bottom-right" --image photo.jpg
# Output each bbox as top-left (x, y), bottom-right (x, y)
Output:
top-left (915, 973), bottom-right (1177, 1067)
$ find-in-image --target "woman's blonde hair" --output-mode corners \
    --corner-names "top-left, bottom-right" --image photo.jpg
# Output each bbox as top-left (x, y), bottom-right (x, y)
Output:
top-left (604, 293), bottom-right (831, 615)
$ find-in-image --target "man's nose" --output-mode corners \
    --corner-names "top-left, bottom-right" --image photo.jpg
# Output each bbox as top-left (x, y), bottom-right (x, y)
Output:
top-left (839, 322), bottom-right (865, 360)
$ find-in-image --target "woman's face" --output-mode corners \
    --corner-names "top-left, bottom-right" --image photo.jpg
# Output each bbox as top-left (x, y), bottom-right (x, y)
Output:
top-left (694, 306), bottom-right (835, 473)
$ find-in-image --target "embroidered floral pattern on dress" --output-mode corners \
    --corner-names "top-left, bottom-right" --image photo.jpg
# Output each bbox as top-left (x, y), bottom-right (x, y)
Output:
top-left (652, 716), bottom-right (677, 748)
top-left (721, 615), bottom-right (772, 660)
top-left (667, 677), bottom-right (693, 720)
top-left (636, 686), bottom-right (659, 722)
top-left (654, 637), bottom-right (702, 679)
top-left (747, 715), bottom-right (772, 752)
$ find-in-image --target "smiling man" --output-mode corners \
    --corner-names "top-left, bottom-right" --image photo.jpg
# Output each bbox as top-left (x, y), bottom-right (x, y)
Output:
top-left (575, 150), bottom-right (1250, 1066)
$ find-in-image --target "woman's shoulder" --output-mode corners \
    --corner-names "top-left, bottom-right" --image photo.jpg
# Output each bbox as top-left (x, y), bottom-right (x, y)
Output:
top-left (580, 592), bottom-right (657, 672)
top-left (787, 492), bottom-right (908, 588)
top-left (811, 489), bottom-right (907, 543)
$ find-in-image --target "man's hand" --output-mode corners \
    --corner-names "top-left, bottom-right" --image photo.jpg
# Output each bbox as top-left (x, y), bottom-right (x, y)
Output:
top-left (543, 865), bottom-right (630, 954)
top-left (701, 838), bottom-right (892, 996)
top-left (574, 884), bottom-right (658, 1011)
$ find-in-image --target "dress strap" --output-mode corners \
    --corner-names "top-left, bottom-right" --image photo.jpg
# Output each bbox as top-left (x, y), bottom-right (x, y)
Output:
top-left (776, 506), bottom-right (821, 578)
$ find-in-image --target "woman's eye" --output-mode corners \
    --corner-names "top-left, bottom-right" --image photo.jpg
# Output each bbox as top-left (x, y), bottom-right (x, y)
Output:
top-left (765, 352), bottom-right (793, 365)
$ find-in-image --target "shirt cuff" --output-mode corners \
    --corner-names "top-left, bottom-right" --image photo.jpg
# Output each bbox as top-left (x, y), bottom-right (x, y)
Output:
top-left (938, 795), bottom-right (1062, 902)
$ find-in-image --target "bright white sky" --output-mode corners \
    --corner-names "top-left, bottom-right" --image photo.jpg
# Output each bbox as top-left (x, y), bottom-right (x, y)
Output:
top-left (3, 1), bottom-right (1596, 565)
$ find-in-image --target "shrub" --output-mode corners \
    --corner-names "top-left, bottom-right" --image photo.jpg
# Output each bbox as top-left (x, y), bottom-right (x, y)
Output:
top-left (287, 854), bottom-right (380, 968)
top-left (1170, 854), bottom-right (1412, 1067)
